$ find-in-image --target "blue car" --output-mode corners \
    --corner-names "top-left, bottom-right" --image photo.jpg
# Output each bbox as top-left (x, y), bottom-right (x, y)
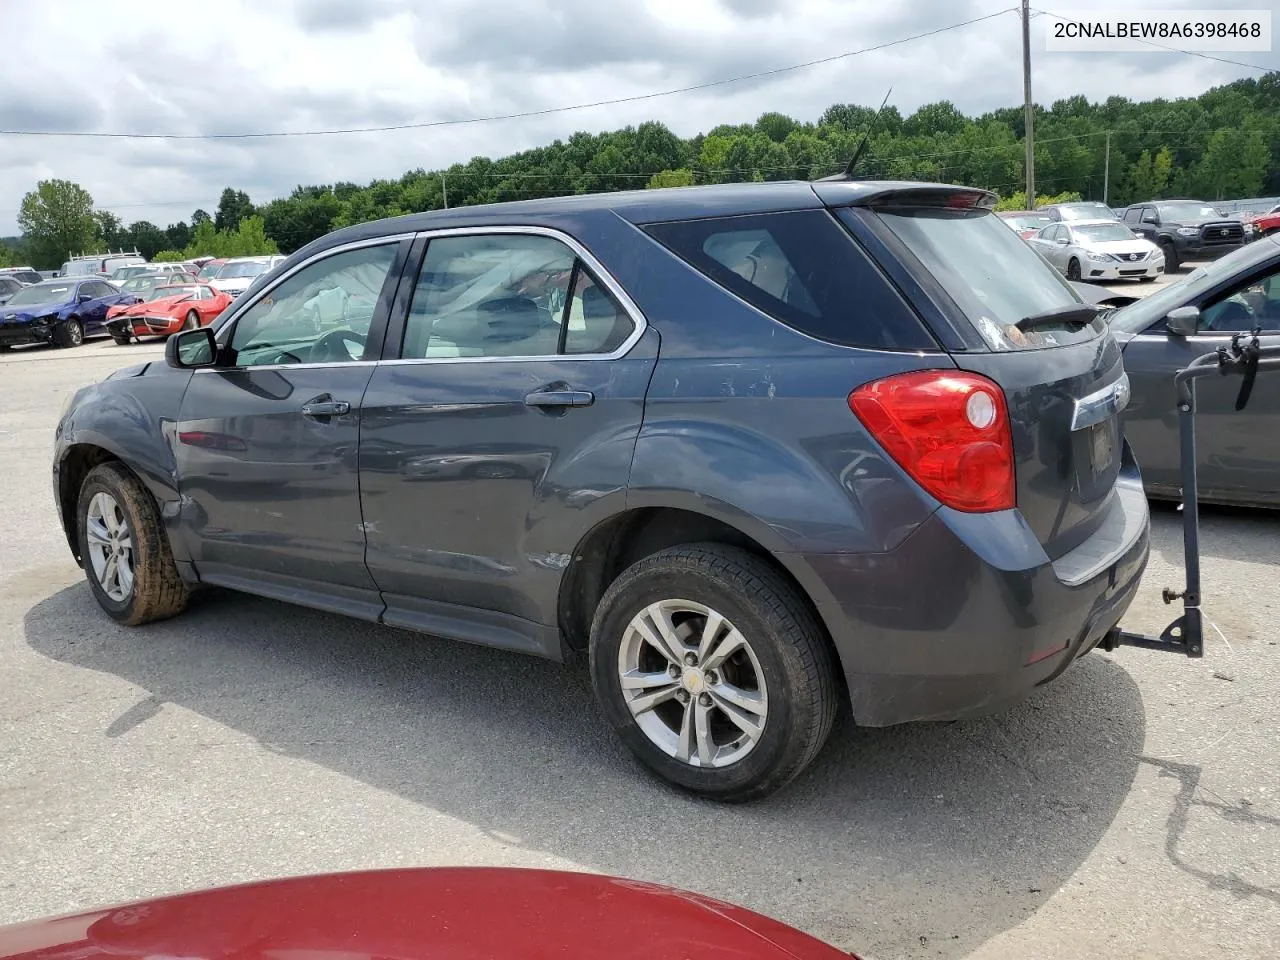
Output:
top-left (0, 277), bottom-right (133, 349)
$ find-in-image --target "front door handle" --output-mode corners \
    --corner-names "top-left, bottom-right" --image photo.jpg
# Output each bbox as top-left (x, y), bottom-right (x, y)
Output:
top-left (301, 397), bottom-right (351, 418)
top-left (524, 389), bottom-right (594, 408)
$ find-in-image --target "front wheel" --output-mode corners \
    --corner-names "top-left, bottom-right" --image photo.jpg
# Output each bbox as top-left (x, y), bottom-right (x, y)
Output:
top-left (182, 310), bottom-right (200, 331)
top-left (1159, 241), bottom-right (1180, 273)
top-left (589, 543), bottom-right (839, 802)
top-left (77, 462), bottom-right (190, 625)
top-left (1066, 258), bottom-right (1082, 281)
top-left (54, 316), bottom-right (84, 348)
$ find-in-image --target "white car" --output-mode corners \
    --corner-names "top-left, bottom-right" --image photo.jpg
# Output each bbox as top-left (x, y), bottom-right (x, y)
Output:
top-left (207, 255), bottom-right (286, 299)
top-left (1026, 218), bottom-right (1165, 283)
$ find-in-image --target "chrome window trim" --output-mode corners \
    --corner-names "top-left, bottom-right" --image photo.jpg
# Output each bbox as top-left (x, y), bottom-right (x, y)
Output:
top-left (196, 234), bottom-right (414, 374)
top-left (381, 224), bottom-right (648, 365)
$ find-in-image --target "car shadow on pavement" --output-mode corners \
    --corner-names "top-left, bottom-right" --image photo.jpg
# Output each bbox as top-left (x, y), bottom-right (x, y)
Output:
top-left (25, 584), bottom-right (1146, 960)
top-left (1148, 501), bottom-right (1280, 571)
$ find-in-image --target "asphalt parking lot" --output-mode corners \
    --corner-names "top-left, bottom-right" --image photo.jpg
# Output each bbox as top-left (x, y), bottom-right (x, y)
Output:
top-left (2, 270), bottom-right (1277, 960)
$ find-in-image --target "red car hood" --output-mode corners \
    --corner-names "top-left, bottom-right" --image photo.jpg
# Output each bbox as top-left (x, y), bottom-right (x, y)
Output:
top-left (116, 294), bottom-right (193, 316)
top-left (0, 869), bottom-right (853, 960)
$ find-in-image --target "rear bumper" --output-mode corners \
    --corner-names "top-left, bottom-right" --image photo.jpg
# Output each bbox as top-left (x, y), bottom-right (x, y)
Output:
top-left (799, 449), bottom-right (1151, 726)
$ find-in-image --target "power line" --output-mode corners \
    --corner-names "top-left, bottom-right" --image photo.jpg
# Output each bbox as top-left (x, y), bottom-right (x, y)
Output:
top-left (1029, 8), bottom-right (1275, 72)
top-left (0, 8), bottom-right (1018, 141)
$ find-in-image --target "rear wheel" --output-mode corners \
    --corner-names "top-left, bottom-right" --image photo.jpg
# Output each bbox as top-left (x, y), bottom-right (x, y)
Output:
top-left (1159, 240), bottom-right (1180, 273)
top-left (54, 316), bottom-right (84, 348)
top-left (1066, 258), bottom-right (1082, 281)
top-left (182, 310), bottom-right (200, 331)
top-left (589, 543), bottom-right (839, 802)
top-left (77, 462), bottom-right (189, 626)
top-left (111, 332), bottom-right (131, 345)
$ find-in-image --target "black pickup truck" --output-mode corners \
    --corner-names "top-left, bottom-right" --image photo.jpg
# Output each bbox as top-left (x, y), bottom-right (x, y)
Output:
top-left (1122, 199), bottom-right (1246, 271)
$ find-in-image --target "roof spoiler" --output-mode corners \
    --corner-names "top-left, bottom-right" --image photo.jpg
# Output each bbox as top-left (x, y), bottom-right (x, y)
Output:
top-left (813, 181), bottom-right (998, 211)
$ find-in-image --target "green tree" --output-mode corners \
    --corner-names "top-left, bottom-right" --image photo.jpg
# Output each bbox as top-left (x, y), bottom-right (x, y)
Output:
top-left (0, 242), bottom-right (14, 268)
top-left (151, 249), bottom-right (188, 262)
top-left (191, 209), bottom-right (212, 226)
top-left (127, 220), bottom-right (167, 260)
top-left (647, 169), bottom-right (695, 188)
top-left (215, 188), bottom-right (255, 231)
top-left (17, 179), bottom-right (97, 269)
top-left (165, 221), bottom-right (192, 251)
top-left (94, 210), bottom-right (126, 249)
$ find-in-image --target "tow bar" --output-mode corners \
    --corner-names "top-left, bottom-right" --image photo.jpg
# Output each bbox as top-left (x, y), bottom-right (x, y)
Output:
top-left (1101, 330), bottom-right (1280, 658)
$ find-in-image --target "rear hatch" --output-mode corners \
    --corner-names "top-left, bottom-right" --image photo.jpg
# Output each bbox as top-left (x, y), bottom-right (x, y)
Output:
top-left (820, 184), bottom-right (1127, 561)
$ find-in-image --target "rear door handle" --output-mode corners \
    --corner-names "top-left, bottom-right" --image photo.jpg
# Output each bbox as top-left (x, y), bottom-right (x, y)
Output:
top-left (524, 389), bottom-right (595, 408)
top-left (301, 398), bottom-right (351, 418)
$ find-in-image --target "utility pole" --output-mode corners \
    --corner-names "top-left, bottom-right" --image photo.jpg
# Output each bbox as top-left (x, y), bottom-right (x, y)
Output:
top-left (441, 172), bottom-right (449, 209)
top-left (1021, 0), bottom-right (1036, 208)
top-left (1103, 131), bottom-right (1111, 205)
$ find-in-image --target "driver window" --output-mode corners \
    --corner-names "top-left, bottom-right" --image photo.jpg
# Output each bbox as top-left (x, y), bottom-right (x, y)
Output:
top-left (1199, 267), bottom-right (1280, 333)
top-left (228, 244), bottom-right (397, 367)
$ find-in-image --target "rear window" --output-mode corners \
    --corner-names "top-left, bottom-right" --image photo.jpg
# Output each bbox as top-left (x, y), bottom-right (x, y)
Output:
top-left (874, 207), bottom-right (1103, 351)
top-left (642, 210), bottom-right (936, 351)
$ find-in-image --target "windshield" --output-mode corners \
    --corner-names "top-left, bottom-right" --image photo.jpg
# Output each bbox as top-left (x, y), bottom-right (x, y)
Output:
top-left (1073, 223), bottom-right (1137, 243)
top-left (1109, 238), bottom-right (1280, 334)
top-left (217, 260), bottom-right (269, 279)
top-left (121, 275), bottom-right (168, 292)
top-left (155, 285), bottom-right (199, 299)
top-left (110, 266), bottom-right (150, 281)
top-left (1006, 215), bottom-right (1053, 231)
top-left (198, 262), bottom-right (222, 278)
top-left (876, 207), bottom-right (1100, 350)
top-left (1057, 203), bottom-right (1117, 221)
top-left (6, 282), bottom-right (74, 306)
top-left (1157, 201), bottom-right (1222, 221)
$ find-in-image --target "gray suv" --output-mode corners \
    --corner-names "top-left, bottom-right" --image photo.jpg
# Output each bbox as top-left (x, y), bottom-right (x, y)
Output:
top-left (53, 180), bottom-right (1150, 801)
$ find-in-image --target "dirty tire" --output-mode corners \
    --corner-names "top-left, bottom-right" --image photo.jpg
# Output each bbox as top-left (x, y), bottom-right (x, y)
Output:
top-left (589, 542), bottom-right (839, 803)
top-left (77, 462), bottom-right (189, 626)
top-left (54, 316), bottom-right (84, 347)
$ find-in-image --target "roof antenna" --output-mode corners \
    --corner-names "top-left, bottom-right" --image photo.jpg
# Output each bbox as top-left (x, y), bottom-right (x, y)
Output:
top-left (832, 85), bottom-right (893, 181)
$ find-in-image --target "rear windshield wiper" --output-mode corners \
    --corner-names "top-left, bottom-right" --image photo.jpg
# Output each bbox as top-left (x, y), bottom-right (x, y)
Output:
top-left (1015, 303), bottom-right (1102, 333)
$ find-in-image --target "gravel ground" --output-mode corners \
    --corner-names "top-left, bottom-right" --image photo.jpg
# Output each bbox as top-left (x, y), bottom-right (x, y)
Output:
top-left (1, 320), bottom-right (1277, 960)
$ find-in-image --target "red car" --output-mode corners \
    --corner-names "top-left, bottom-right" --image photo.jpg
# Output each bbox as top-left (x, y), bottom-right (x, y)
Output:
top-left (1249, 204), bottom-right (1280, 237)
top-left (103, 282), bottom-right (231, 343)
top-left (0, 868), bottom-right (856, 960)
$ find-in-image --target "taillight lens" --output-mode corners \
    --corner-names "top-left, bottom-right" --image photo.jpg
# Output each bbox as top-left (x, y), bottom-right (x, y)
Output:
top-left (849, 370), bottom-right (1016, 513)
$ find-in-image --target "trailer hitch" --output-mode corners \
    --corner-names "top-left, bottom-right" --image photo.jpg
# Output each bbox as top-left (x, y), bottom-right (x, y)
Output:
top-left (1101, 330), bottom-right (1280, 658)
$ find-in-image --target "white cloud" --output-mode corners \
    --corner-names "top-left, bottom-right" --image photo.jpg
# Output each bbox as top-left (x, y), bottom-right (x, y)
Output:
top-left (0, 0), bottom-right (1274, 234)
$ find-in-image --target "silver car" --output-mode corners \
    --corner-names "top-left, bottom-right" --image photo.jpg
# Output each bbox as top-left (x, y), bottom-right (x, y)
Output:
top-left (1027, 218), bottom-right (1165, 283)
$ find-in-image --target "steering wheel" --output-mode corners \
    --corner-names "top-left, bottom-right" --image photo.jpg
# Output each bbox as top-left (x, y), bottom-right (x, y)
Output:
top-left (310, 328), bottom-right (366, 363)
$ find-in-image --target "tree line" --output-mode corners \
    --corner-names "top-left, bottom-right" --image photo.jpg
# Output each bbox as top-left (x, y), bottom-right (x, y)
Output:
top-left (4, 72), bottom-right (1276, 269)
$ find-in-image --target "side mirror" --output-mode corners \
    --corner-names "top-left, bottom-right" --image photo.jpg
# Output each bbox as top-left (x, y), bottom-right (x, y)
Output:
top-left (1165, 305), bottom-right (1200, 337)
top-left (78, 293), bottom-right (93, 303)
top-left (1056, 237), bottom-right (1070, 245)
top-left (166, 327), bottom-right (217, 368)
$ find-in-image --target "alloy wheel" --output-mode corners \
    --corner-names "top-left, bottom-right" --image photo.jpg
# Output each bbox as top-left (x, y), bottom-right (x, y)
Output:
top-left (617, 599), bottom-right (768, 768)
top-left (85, 491), bottom-right (135, 602)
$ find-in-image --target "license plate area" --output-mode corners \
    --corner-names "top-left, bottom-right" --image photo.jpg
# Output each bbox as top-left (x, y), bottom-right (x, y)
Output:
top-left (1073, 416), bottom-right (1121, 503)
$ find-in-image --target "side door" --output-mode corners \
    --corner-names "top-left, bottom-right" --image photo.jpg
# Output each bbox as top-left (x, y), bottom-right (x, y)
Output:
top-left (175, 237), bottom-right (411, 618)
top-left (358, 228), bottom-right (657, 651)
top-left (77, 280), bottom-right (115, 333)
top-left (1132, 206), bottom-right (1159, 243)
top-left (1121, 259), bottom-right (1280, 502)
top-left (194, 283), bottom-right (222, 324)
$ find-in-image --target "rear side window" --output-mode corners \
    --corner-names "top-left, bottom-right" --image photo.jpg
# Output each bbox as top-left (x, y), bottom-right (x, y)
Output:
top-left (642, 210), bottom-right (936, 350)
top-left (873, 207), bottom-right (1103, 351)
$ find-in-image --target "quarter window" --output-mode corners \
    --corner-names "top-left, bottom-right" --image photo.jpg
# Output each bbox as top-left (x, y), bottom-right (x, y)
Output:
top-left (228, 243), bottom-right (398, 367)
top-left (642, 210), bottom-right (935, 350)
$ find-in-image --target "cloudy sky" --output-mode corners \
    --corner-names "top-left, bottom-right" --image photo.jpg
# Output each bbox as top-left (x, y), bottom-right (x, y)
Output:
top-left (0, 0), bottom-right (1275, 235)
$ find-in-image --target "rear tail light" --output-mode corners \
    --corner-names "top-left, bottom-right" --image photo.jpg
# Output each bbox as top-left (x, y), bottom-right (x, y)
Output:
top-left (849, 370), bottom-right (1015, 512)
